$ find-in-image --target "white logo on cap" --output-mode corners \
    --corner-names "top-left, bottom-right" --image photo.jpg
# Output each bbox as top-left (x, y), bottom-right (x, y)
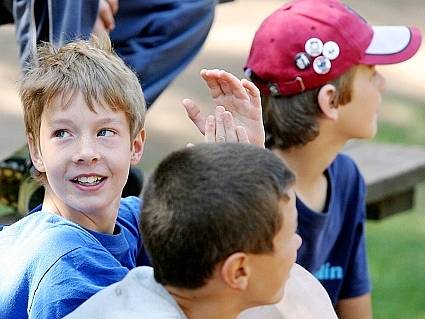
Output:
top-left (305, 38), bottom-right (324, 57)
top-left (313, 56), bottom-right (331, 74)
top-left (295, 52), bottom-right (311, 70)
top-left (322, 41), bottom-right (340, 60)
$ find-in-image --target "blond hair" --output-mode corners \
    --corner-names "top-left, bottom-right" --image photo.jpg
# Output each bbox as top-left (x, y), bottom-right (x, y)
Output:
top-left (20, 33), bottom-right (146, 149)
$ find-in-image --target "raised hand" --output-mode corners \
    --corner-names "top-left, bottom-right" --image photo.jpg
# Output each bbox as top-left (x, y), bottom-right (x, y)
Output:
top-left (204, 106), bottom-right (249, 143)
top-left (183, 69), bottom-right (265, 147)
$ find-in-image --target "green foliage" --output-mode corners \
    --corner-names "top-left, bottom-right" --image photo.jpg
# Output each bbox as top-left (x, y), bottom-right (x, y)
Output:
top-left (367, 189), bottom-right (425, 319)
top-left (375, 95), bottom-right (425, 146)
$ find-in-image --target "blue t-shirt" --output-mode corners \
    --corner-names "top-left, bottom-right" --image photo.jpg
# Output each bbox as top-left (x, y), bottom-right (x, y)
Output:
top-left (296, 154), bottom-right (371, 304)
top-left (0, 196), bottom-right (142, 319)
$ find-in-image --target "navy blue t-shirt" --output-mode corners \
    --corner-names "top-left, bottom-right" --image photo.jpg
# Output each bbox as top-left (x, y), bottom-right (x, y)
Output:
top-left (296, 154), bottom-right (371, 304)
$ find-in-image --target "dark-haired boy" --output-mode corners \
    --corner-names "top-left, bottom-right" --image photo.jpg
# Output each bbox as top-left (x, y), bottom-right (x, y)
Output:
top-left (66, 142), bottom-right (302, 319)
top-left (242, 0), bottom-right (422, 317)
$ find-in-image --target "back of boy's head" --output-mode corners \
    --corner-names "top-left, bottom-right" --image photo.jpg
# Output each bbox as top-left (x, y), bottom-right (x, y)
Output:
top-left (141, 143), bottom-right (295, 289)
top-left (244, 0), bottom-right (422, 149)
top-left (20, 33), bottom-right (146, 149)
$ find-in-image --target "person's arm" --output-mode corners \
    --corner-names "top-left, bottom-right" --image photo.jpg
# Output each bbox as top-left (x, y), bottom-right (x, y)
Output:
top-left (335, 294), bottom-right (372, 319)
top-left (183, 69), bottom-right (265, 147)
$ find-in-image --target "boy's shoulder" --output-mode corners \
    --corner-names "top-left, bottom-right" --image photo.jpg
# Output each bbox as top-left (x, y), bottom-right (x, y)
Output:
top-left (333, 152), bottom-right (358, 168)
top-left (65, 266), bottom-right (187, 319)
top-left (0, 196), bottom-right (141, 266)
top-left (117, 195), bottom-right (142, 241)
top-left (329, 153), bottom-right (363, 181)
top-left (119, 196), bottom-right (142, 220)
top-left (0, 211), bottom-right (107, 271)
top-left (0, 211), bottom-right (94, 246)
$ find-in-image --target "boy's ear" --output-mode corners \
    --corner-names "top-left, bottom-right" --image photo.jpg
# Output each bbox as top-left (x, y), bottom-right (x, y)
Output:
top-left (27, 134), bottom-right (46, 173)
top-left (130, 129), bottom-right (146, 165)
top-left (317, 84), bottom-right (339, 121)
top-left (220, 252), bottom-right (250, 291)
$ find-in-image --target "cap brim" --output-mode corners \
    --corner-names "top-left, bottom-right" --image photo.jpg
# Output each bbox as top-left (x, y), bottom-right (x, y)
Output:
top-left (360, 26), bottom-right (422, 65)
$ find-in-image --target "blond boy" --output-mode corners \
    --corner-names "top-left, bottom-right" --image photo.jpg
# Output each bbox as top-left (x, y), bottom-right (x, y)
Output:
top-left (0, 35), bottom-right (146, 318)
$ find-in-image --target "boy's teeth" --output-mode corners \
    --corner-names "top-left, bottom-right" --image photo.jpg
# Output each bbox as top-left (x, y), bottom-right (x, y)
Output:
top-left (76, 176), bottom-right (101, 184)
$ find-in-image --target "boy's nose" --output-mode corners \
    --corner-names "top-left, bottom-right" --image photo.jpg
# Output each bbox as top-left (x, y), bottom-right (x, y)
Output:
top-left (72, 137), bottom-right (101, 163)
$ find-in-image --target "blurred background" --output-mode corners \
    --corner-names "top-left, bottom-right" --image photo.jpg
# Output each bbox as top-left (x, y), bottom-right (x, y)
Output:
top-left (0, 0), bottom-right (424, 318)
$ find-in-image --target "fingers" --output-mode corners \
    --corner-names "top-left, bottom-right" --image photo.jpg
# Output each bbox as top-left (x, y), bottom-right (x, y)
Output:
top-left (241, 78), bottom-right (261, 109)
top-left (236, 126), bottom-right (250, 144)
top-left (182, 98), bottom-right (206, 135)
top-left (107, 0), bottom-right (119, 15)
top-left (218, 70), bottom-right (249, 99)
top-left (223, 111), bottom-right (238, 142)
top-left (214, 106), bottom-right (226, 143)
top-left (204, 115), bottom-right (216, 143)
top-left (205, 106), bottom-right (243, 143)
top-left (98, 0), bottom-right (116, 31)
top-left (201, 69), bottom-right (249, 100)
top-left (201, 69), bottom-right (224, 99)
top-left (183, 98), bottom-right (241, 143)
top-left (92, 17), bottom-right (108, 36)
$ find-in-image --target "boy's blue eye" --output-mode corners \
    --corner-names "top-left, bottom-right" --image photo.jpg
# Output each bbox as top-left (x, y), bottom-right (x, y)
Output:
top-left (54, 130), bottom-right (70, 138)
top-left (98, 129), bottom-right (115, 137)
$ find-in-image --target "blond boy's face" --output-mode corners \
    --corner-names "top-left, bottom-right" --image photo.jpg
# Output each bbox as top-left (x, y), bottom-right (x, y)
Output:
top-left (336, 65), bottom-right (385, 140)
top-left (29, 91), bottom-right (144, 230)
top-left (248, 188), bottom-right (302, 305)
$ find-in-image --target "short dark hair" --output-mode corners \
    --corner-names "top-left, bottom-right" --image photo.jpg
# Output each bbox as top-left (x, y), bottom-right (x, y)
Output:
top-left (263, 67), bottom-right (357, 149)
top-left (141, 143), bottom-right (295, 289)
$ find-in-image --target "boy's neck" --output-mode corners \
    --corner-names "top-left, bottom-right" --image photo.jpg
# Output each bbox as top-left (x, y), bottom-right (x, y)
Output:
top-left (273, 135), bottom-right (346, 212)
top-left (42, 188), bottom-right (120, 234)
top-left (167, 285), bottom-right (242, 319)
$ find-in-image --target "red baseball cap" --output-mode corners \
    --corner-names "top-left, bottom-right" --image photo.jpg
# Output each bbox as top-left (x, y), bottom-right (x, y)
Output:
top-left (245, 0), bottom-right (422, 96)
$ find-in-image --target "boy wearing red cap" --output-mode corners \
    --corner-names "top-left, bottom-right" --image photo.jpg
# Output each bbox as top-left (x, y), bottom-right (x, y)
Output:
top-left (244, 0), bottom-right (422, 317)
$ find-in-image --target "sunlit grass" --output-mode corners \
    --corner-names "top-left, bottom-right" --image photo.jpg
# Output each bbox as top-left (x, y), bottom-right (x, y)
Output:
top-left (367, 184), bottom-right (425, 319)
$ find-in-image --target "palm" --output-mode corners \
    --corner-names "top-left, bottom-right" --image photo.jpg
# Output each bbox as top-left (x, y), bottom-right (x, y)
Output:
top-left (203, 69), bottom-right (265, 146)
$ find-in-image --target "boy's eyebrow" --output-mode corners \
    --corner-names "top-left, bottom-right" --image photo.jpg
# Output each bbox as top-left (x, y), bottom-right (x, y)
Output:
top-left (96, 117), bottom-right (126, 126)
top-left (48, 117), bottom-right (125, 126)
top-left (48, 118), bottom-right (75, 127)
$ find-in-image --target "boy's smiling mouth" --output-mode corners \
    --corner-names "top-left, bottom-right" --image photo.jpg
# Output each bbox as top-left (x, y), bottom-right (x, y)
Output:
top-left (71, 175), bottom-right (106, 186)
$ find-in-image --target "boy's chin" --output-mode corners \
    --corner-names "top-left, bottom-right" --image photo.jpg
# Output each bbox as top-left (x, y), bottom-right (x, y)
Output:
top-left (352, 126), bottom-right (378, 140)
top-left (263, 286), bottom-right (286, 306)
top-left (364, 127), bottom-right (378, 140)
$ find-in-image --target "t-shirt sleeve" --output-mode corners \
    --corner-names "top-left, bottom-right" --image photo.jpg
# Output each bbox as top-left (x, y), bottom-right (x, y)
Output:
top-left (28, 247), bottom-right (129, 319)
top-left (339, 176), bottom-right (371, 299)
